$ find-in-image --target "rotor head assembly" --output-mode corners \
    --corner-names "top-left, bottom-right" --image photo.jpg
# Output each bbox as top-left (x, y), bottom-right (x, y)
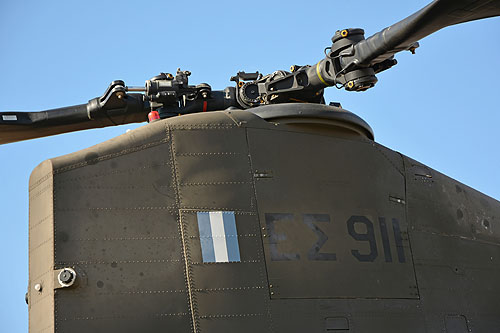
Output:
top-left (329, 28), bottom-right (379, 91)
top-left (1, 0), bottom-right (500, 144)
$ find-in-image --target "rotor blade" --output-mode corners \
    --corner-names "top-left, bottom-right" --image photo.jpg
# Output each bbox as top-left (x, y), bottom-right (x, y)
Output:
top-left (352, 0), bottom-right (500, 67)
top-left (0, 102), bottom-right (147, 145)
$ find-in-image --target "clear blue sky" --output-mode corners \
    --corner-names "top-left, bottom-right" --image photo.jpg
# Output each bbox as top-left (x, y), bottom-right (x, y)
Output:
top-left (1, 1), bottom-right (499, 331)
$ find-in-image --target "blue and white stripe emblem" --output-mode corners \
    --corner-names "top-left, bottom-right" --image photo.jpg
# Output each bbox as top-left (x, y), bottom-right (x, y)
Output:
top-left (197, 211), bottom-right (241, 263)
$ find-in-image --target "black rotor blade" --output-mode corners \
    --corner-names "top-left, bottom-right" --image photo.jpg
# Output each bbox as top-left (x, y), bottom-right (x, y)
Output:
top-left (0, 102), bottom-right (147, 145)
top-left (352, 0), bottom-right (500, 67)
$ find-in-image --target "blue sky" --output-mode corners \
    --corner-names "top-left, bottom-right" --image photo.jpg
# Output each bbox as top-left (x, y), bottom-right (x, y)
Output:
top-left (1, 1), bottom-right (499, 331)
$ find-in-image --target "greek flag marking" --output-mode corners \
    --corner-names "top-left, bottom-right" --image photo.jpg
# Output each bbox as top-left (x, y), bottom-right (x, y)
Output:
top-left (197, 211), bottom-right (241, 263)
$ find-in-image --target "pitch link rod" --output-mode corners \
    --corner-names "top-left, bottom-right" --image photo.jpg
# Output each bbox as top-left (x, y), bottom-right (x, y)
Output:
top-left (126, 86), bottom-right (146, 92)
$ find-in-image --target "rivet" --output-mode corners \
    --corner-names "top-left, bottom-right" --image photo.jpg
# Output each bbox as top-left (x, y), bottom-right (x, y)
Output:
top-left (34, 283), bottom-right (42, 292)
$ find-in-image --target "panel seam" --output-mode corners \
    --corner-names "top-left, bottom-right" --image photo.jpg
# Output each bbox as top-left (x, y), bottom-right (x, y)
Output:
top-left (244, 128), bottom-right (275, 332)
top-left (168, 124), bottom-right (199, 333)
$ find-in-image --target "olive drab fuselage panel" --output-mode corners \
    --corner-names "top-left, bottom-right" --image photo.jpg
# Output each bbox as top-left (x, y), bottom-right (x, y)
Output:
top-left (30, 118), bottom-right (191, 332)
top-left (29, 160), bottom-right (55, 333)
top-left (28, 108), bottom-right (500, 332)
top-left (247, 127), bottom-right (417, 299)
top-left (404, 157), bottom-right (500, 331)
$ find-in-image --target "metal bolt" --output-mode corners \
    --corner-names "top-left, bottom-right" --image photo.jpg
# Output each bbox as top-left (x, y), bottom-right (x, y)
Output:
top-left (59, 269), bottom-right (74, 284)
top-left (58, 267), bottom-right (77, 287)
top-left (34, 283), bottom-right (42, 292)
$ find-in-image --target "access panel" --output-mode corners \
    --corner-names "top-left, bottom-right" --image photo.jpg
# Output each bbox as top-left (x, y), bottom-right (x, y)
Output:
top-left (248, 127), bottom-right (418, 299)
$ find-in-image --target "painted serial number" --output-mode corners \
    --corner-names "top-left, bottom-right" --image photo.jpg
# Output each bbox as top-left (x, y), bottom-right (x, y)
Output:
top-left (265, 213), bottom-right (406, 263)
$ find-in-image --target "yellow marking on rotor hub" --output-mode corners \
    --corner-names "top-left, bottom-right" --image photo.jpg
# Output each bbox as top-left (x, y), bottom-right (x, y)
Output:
top-left (316, 61), bottom-right (328, 86)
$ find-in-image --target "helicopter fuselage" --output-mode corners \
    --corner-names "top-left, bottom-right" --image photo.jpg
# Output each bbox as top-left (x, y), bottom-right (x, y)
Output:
top-left (27, 104), bottom-right (500, 332)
